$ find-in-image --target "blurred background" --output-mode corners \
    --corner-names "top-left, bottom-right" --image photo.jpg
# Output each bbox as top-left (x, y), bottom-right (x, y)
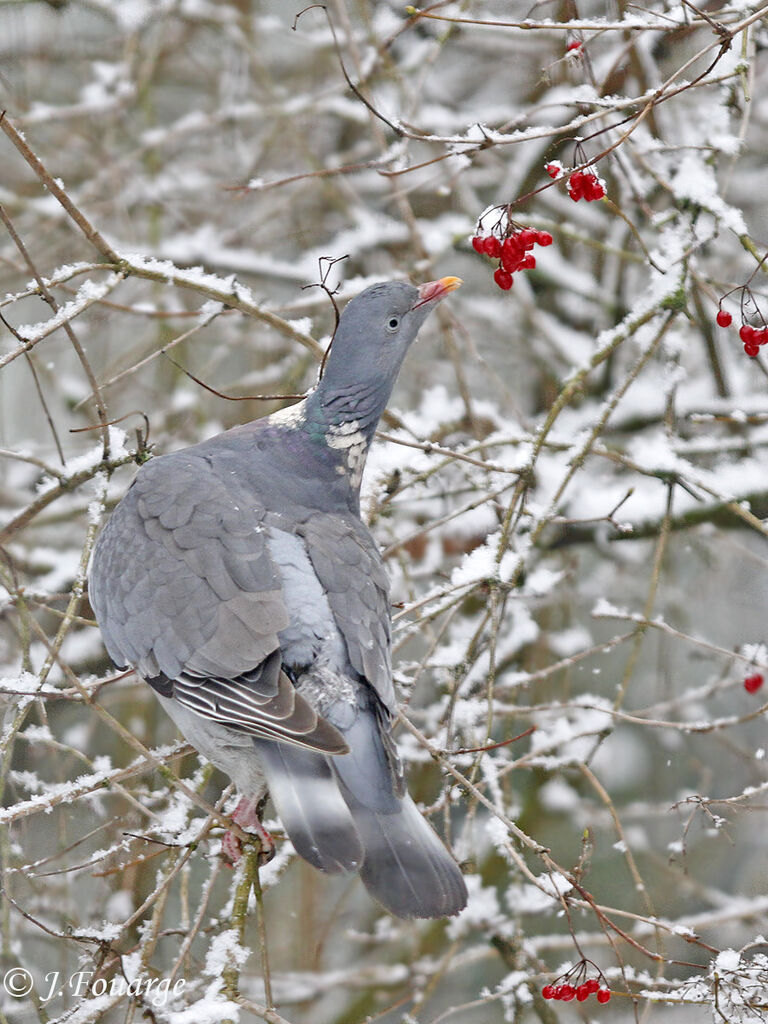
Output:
top-left (2, 1), bottom-right (768, 1021)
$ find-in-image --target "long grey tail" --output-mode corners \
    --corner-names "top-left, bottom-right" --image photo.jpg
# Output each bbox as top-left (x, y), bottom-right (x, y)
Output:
top-left (332, 704), bottom-right (467, 918)
top-left (253, 739), bottom-right (363, 874)
top-left (255, 711), bottom-right (467, 918)
top-left (338, 778), bottom-right (468, 918)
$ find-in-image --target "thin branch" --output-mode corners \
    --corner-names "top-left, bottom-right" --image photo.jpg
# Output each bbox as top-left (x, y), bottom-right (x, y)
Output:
top-left (0, 112), bottom-right (120, 262)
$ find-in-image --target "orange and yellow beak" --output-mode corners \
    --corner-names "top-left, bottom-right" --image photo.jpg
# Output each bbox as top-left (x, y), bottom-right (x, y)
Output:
top-left (412, 276), bottom-right (462, 309)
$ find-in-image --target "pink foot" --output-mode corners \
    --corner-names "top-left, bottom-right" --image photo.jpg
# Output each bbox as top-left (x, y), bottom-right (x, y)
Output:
top-left (221, 828), bottom-right (244, 864)
top-left (221, 796), bottom-right (275, 864)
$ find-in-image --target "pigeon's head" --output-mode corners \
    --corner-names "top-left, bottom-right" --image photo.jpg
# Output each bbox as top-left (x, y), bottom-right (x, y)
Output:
top-left (320, 276), bottom-right (462, 403)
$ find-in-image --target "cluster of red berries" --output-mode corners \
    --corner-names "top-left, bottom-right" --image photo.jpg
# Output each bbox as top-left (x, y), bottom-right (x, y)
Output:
top-left (542, 961), bottom-right (611, 1004)
top-left (542, 978), bottom-right (610, 1003)
top-left (471, 227), bottom-right (553, 290)
top-left (545, 162), bottom-right (606, 202)
top-left (744, 673), bottom-right (764, 694)
top-left (566, 170), bottom-right (606, 202)
top-left (715, 309), bottom-right (768, 358)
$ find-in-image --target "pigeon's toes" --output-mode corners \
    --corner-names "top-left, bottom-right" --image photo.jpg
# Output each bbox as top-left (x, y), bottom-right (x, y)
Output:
top-left (222, 795), bottom-right (275, 865)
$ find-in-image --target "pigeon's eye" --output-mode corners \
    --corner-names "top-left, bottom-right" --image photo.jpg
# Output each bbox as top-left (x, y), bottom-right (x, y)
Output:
top-left (386, 315), bottom-right (401, 332)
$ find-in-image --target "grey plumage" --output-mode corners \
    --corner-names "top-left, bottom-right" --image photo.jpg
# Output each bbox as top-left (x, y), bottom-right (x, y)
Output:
top-left (89, 277), bottom-right (467, 918)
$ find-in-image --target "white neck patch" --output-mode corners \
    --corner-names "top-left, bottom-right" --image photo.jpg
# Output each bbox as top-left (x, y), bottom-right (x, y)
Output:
top-left (325, 420), bottom-right (368, 489)
top-left (267, 398), bottom-right (307, 428)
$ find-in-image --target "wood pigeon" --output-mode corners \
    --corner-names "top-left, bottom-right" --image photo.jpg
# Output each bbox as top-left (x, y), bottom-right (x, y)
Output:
top-left (89, 276), bottom-right (468, 918)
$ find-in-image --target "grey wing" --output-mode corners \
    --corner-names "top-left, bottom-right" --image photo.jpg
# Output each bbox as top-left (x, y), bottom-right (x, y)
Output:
top-left (297, 512), bottom-right (394, 712)
top-left (168, 653), bottom-right (346, 753)
top-left (89, 453), bottom-right (346, 754)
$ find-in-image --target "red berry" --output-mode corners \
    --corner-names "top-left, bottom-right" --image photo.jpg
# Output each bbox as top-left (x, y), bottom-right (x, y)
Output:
top-left (576, 984), bottom-right (590, 1001)
top-left (494, 268), bottom-right (513, 290)
top-left (583, 174), bottom-right (605, 201)
top-left (756, 327), bottom-right (768, 345)
top-left (551, 986), bottom-right (563, 1000)
top-left (482, 236), bottom-right (501, 257)
top-left (560, 984), bottom-right (576, 1001)
top-left (545, 163), bottom-right (561, 179)
top-left (586, 978), bottom-right (601, 994)
top-left (501, 237), bottom-right (524, 272)
top-left (745, 343), bottom-right (760, 358)
top-left (567, 40), bottom-right (582, 52)
top-left (541, 985), bottom-right (555, 999)
top-left (597, 988), bottom-right (611, 1004)
top-left (518, 228), bottom-right (538, 249)
top-left (537, 231), bottom-right (554, 246)
top-left (521, 254), bottom-right (536, 270)
top-left (740, 324), bottom-right (756, 343)
top-left (471, 236), bottom-right (485, 253)
top-left (568, 172), bottom-right (585, 201)
top-left (716, 310), bottom-right (732, 328)
top-left (745, 673), bottom-right (764, 693)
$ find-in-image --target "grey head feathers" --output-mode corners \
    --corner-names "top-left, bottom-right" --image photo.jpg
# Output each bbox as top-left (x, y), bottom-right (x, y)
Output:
top-left (309, 277), bottom-right (461, 440)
